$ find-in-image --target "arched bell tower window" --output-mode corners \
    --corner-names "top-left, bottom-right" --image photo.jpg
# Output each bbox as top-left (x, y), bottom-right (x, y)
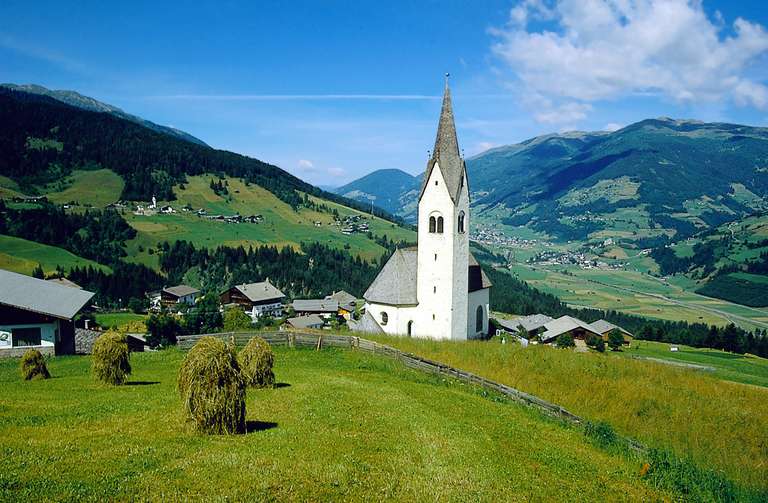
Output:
top-left (437, 216), bottom-right (444, 233)
top-left (476, 306), bottom-right (484, 332)
top-left (381, 312), bottom-right (388, 326)
top-left (458, 211), bottom-right (465, 234)
top-left (429, 216), bottom-right (436, 233)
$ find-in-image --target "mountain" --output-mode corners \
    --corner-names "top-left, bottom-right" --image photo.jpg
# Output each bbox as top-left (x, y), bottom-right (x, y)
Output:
top-left (0, 86), bottom-right (400, 223)
top-left (0, 83), bottom-right (209, 147)
top-left (334, 169), bottom-right (421, 220)
top-left (344, 118), bottom-right (768, 242)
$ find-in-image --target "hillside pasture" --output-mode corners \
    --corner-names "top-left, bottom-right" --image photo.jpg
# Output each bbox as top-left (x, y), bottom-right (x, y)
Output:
top-left (368, 335), bottom-right (768, 491)
top-left (0, 348), bottom-right (671, 501)
top-left (40, 169), bottom-right (124, 208)
top-left (0, 234), bottom-right (109, 275)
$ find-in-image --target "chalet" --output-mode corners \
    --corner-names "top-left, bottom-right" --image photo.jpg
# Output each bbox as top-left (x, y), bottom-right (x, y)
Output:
top-left (0, 269), bottom-right (94, 357)
top-left (324, 290), bottom-right (357, 319)
top-left (589, 319), bottom-right (633, 344)
top-left (161, 285), bottom-right (200, 307)
top-left (291, 299), bottom-right (339, 319)
top-left (539, 315), bottom-right (603, 347)
top-left (283, 314), bottom-right (324, 330)
top-left (220, 281), bottom-right (285, 320)
top-left (495, 314), bottom-right (553, 339)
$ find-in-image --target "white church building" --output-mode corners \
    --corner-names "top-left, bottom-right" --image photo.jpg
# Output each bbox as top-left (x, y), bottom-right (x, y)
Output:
top-left (362, 78), bottom-right (492, 340)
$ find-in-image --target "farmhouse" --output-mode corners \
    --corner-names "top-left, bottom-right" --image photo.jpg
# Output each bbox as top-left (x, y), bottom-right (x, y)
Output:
top-left (362, 77), bottom-right (492, 339)
top-left (161, 285), bottom-right (200, 307)
top-left (283, 314), bottom-right (325, 330)
top-left (220, 280), bottom-right (285, 320)
top-left (0, 269), bottom-right (94, 356)
top-left (539, 315), bottom-right (603, 346)
top-left (589, 319), bottom-right (633, 344)
top-left (291, 299), bottom-right (340, 319)
top-left (325, 290), bottom-right (357, 318)
top-left (495, 314), bottom-right (553, 338)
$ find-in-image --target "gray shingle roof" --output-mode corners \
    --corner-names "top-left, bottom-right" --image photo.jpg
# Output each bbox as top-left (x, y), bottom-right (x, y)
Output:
top-left (363, 249), bottom-right (419, 305)
top-left (590, 319), bottom-right (633, 337)
top-left (163, 285), bottom-right (199, 297)
top-left (0, 269), bottom-right (94, 320)
top-left (325, 290), bottom-right (357, 309)
top-left (291, 299), bottom-right (339, 313)
top-left (285, 314), bottom-right (324, 329)
top-left (497, 314), bottom-right (553, 333)
top-left (418, 79), bottom-right (466, 204)
top-left (364, 249), bottom-right (491, 306)
top-left (234, 281), bottom-right (285, 303)
top-left (540, 315), bottom-right (601, 342)
top-left (348, 310), bottom-right (384, 334)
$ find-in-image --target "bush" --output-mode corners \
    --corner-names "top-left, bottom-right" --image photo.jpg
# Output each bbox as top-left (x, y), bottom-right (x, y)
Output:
top-left (608, 329), bottom-right (625, 351)
top-left (146, 312), bottom-right (182, 347)
top-left (19, 349), bottom-right (50, 380)
top-left (92, 330), bottom-right (132, 385)
top-left (557, 333), bottom-right (575, 348)
top-left (223, 307), bottom-right (253, 331)
top-left (586, 333), bottom-right (606, 352)
top-left (177, 336), bottom-right (246, 434)
top-left (584, 420), bottom-right (618, 448)
top-left (239, 336), bottom-right (275, 388)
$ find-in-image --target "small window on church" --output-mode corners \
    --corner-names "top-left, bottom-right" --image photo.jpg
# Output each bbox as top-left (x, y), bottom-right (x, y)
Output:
top-left (432, 314), bottom-right (435, 320)
top-left (458, 211), bottom-right (465, 234)
top-left (433, 286), bottom-right (436, 293)
top-left (381, 312), bottom-right (388, 326)
top-left (429, 216), bottom-right (436, 233)
top-left (460, 174), bottom-right (464, 189)
top-left (437, 217), bottom-right (444, 233)
top-left (434, 253), bottom-right (437, 261)
top-left (435, 180), bottom-right (438, 186)
top-left (476, 306), bottom-right (484, 332)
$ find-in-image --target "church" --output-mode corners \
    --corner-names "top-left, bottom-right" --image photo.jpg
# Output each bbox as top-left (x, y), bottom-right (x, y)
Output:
top-left (362, 78), bottom-right (492, 340)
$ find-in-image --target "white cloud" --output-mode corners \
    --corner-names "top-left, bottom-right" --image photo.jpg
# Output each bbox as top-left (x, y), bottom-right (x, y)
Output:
top-left (603, 122), bottom-right (624, 132)
top-left (491, 0), bottom-right (768, 123)
top-left (327, 167), bottom-right (346, 177)
top-left (297, 159), bottom-right (315, 171)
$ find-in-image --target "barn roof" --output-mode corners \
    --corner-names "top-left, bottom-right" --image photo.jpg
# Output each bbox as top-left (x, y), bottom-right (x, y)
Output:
top-left (497, 314), bottom-right (554, 333)
top-left (590, 319), bottom-right (633, 337)
top-left (0, 269), bottom-right (94, 320)
top-left (163, 285), bottom-right (199, 297)
top-left (286, 314), bottom-right (324, 329)
top-left (232, 281), bottom-right (285, 302)
top-left (540, 315), bottom-right (601, 343)
top-left (292, 299), bottom-right (339, 313)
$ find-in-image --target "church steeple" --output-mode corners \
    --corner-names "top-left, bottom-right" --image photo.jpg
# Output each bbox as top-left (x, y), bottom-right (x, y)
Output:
top-left (419, 74), bottom-right (466, 204)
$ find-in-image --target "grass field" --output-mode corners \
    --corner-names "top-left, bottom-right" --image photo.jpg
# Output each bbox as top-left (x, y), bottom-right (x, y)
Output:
top-left (622, 340), bottom-right (768, 388)
top-left (124, 176), bottom-right (415, 267)
top-left (93, 312), bottom-right (148, 331)
top-left (0, 234), bottom-right (109, 276)
top-left (0, 347), bottom-right (678, 501)
top-left (367, 335), bottom-right (768, 491)
top-left (40, 169), bottom-right (124, 208)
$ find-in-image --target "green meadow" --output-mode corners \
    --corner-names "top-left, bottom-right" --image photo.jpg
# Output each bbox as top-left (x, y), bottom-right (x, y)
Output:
top-left (368, 335), bottom-right (768, 492)
top-left (0, 347), bottom-right (678, 501)
top-left (40, 169), bottom-right (125, 208)
top-left (0, 234), bottom-right (108, 276)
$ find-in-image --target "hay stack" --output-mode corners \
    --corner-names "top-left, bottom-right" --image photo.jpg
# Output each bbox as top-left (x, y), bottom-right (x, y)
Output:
top-left (92, 330), bottom-right (132, 385)
top-left (177, 336), bottom-right (246, 434)
top-left (20, 349), bottom-right (50, 380)
top-left (239, 336), bottom-right (275, 388)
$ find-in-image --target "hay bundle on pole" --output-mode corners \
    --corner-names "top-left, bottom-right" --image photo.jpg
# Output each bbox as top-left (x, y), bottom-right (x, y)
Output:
top-left (177, 336), bottom-right (246, 435)
top-left (92, 330), bottom-right (132, 385)
top-left (20, 349), bottom-right (50, 380)
top-left (239, 336), bottom-right (275, 388)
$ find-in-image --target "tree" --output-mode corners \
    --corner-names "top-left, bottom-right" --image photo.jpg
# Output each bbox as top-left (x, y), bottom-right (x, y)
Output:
top-left (557, 333), bottom-right (575, 348)
top-left (586, 333), bottom-right (605, 352)
top-left (182, 294), bottom-right (223, 335)
top-left (32, 264), bottom-right (45, 279)
top-left (608, 329), bottom-right (625, 351)
top-left (146, 312), bottom-right (182, 347)
top-left (223, 307), bottom-right (253, 331)
top-left (127, 297), bottom-right (147, 314)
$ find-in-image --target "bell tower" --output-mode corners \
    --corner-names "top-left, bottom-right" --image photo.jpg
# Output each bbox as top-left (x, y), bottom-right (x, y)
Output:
top-left (415, 75), bottom-right (470, 340)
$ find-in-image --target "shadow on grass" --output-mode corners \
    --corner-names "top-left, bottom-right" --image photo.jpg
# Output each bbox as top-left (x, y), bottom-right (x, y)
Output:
top-left (125, 381), bottom-right (161, 386)
top-left (246, 420), bottom-right (278, 433)
top-left (274, 382), bottom-right (291, 389)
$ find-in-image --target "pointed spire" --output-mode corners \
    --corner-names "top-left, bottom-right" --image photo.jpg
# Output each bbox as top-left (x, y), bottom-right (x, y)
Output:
top-left (419, 74), bottom-right (465, 203)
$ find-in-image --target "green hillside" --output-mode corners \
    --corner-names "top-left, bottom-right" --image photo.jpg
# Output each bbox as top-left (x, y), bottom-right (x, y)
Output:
top-left (40, 168), bottom-right (124, 207)
top-left (0, 347), bottom-right (700, 501)
top-left (0, 234), bottom-right (108, 275)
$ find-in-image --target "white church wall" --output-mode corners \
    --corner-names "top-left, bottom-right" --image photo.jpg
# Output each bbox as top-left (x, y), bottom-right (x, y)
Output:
top-left (467, 288), bottom-right (490, 339)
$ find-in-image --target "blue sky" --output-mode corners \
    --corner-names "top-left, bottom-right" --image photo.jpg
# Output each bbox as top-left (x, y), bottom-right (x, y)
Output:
top-left (2, 0), bottom-right (768, 186)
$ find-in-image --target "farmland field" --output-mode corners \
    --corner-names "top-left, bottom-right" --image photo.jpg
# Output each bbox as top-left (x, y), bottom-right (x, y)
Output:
top-left (0, 347), bottom-right (679, 501)
top-left (368, 335), bottom-right (768, 492)
top-left (0, 234), bottom-right (109, 275)
top-left (40, 169), bottom-right (125, 208)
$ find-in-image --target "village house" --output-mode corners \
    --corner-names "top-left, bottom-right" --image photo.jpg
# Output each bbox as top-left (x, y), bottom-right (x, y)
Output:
top-left (324, 290), bottom-right (357, 319)
top-left (160, 285), bottom-right (200, 307)
top-left (220, 280), bottom-right (285, 320)
top-left (361, 77), bottom-right (492, 339)
top-left (589, 319), bottom-right (634, 345)
top-left (291, 299), bottom-right (340, 319)
top-left (282, 314), bottom-right (325, 330)
top-left (0, 269), bottom-right (94, 357)
top-left (495, 314), bottom-right (553, 339)
top-left (539, 315), bottom-right (603, 348)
